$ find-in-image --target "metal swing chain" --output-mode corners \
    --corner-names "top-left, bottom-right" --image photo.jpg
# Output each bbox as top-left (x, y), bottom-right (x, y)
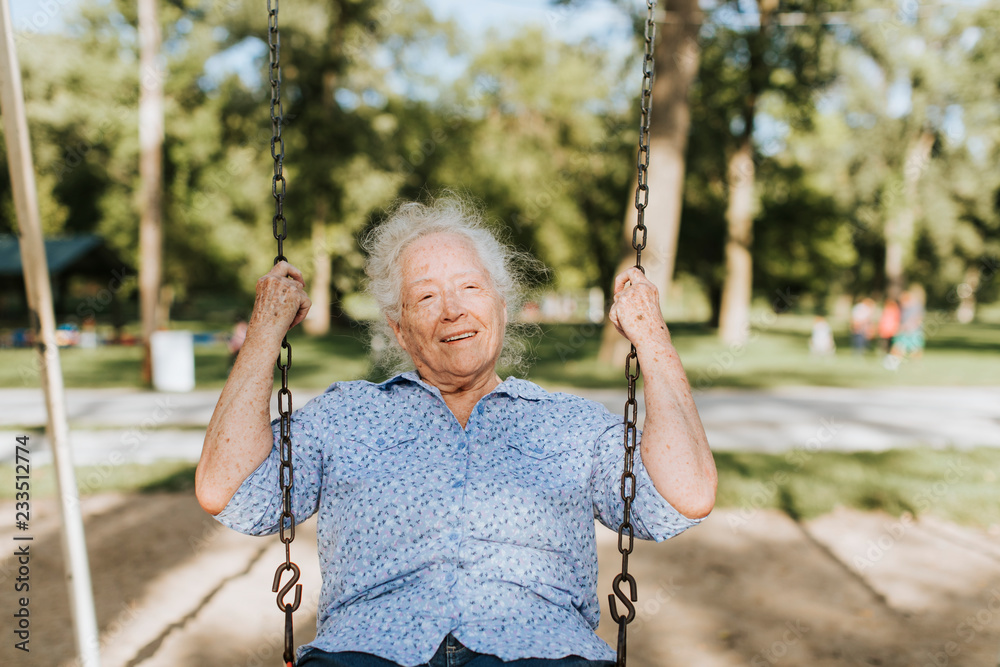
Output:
top-left (267, 2), bottom-right (302, 666)
top-left (609, 2), bottom-right (656, 666)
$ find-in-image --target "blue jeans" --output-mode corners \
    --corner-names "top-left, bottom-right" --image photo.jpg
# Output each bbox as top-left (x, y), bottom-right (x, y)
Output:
top-left (297, 634), bottom-right (615, 667)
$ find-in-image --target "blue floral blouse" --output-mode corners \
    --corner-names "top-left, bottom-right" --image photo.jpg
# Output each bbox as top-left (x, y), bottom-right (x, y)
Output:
top-left (215, 371), bottom-right (701, 666)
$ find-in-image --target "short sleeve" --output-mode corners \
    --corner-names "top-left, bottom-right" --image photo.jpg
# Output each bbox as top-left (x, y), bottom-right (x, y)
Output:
top-left (214, 387), bottom-right (334, 536)
top-left (592, 420), bottom-right (702, 542)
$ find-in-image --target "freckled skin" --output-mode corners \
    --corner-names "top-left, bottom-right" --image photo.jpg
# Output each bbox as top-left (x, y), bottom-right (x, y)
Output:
top-left (196, 261), bottom-right (312, 515)
top-left (608, 267), bottom-right (718, 519)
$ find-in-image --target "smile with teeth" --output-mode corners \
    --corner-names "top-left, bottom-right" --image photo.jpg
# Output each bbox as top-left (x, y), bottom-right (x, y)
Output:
top-left (443, 332), bottom-right (477, 342)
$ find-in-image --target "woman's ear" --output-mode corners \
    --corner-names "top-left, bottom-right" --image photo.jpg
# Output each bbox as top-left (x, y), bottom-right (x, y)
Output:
top-left (388, 316), bottom-right (408, 352)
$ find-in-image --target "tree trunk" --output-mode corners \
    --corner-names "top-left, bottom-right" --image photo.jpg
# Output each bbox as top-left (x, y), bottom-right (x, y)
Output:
top-left (304, 198), bottom-right (332, 336)
top-left (138, 0), bottom-right (164, 385)
top-left (884, 129), bottom-right (934, 300)
top-left (597, 0), bottom-right (701, 364)
top-left (717, 137), bottom-right (755, 345)
top-left (715, 0), bottom-right (777, 345)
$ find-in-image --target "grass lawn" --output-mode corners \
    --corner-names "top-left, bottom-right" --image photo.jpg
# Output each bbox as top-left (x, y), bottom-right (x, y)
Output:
top-left (2, 314), bottom-right (999, 389)
top-left (530, 317), bottom-right (1000, 390)
top-left (0, 322), bottom-right (374, 390)
top-left (5, 447), bottom-right (999, 528)
top-left (714, 447), bottom-right (1000, 527)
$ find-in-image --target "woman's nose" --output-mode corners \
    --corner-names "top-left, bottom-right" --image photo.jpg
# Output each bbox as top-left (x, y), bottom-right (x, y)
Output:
top-left (440, 289), bottom-right (467, 321)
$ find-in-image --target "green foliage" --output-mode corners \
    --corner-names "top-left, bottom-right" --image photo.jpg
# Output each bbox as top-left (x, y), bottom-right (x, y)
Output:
top-left (431, 27), bottom-right (636, 297)
top-left (799, 0), bottom-right (1000, 303)
top-left (1, 0), bottom-right (641, 322)
top-left (754, 162), bottom-right (856, 302)
top-left (679, 0), bottom-right (848, 321)
top-left (0, 0), bottom-right (998, 327)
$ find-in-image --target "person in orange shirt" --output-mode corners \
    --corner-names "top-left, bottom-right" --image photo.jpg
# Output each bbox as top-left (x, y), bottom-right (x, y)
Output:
top-left (877, 298), bottom-right (900, 354)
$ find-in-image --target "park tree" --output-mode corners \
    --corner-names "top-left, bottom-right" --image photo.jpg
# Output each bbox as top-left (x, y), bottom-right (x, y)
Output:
top-left (680, 72), bottom-right (855, 324)
top-left (910, 5), bottom-right (1000, 317)
top-left (595, 0), bottom-right (705, 363)
top-left (138, 0), bottom-right (164, 383)
top-left (707, 1), bottom-right (838, 343)
top-left (2, 0), bottom-right (452, 333)
top-left (847, 0), bottom-right (961, 301)
top-left (0, 6), bottom-right (142, 241)
top-left (796, 0), bottom-right (1000, 315)
top-left (436, 26), bottom-right (635, 299)
top-left (213, 0), bottom-right (462, 334)
top-left (5, 0), bottom-right (997, 339)
top-left (1, 0), bottom-right (276, 316)
top-left (672, 0), bottom-right (846, 331)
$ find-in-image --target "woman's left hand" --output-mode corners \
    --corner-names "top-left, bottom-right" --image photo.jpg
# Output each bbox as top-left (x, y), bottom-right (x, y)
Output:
top-left (608, 266), bottom-right (670, 349)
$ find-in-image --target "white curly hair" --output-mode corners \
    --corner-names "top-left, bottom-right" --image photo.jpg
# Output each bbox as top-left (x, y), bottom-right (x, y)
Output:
top-left (362, 194), bottom-right (540, 374)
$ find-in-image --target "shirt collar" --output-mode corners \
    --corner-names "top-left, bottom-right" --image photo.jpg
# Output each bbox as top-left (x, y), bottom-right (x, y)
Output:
top-left (376, 370), bottom-right (421, 390)
top-left (377, 371), bottom-right (553, 401)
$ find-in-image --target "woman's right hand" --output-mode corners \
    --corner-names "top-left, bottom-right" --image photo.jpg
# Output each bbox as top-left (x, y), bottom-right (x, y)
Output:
top-left (197, 260), bottom-right (310, 515)
top-left (248, 261), bottom-right (312, 344)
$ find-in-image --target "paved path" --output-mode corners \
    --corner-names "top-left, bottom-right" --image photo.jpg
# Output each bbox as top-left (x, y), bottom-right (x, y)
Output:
top-left (2, 385), bottom-right (1000, 466)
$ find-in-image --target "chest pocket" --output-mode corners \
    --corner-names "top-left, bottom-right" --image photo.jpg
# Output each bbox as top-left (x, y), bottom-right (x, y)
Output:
top-left (337, 417), bottom-right (418, 480)
top-left (505, 427), bottom-right (583, 462)
top-left (500, 428), bottom-right (591, 502)
top-left (495, 401), bottom-right (591, 463)
top-left (508, 435), bottom-right (565, 460)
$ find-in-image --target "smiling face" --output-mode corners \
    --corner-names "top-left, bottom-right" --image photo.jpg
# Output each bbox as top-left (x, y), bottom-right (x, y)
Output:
top-left (389, 232), bottom-right (507, 391)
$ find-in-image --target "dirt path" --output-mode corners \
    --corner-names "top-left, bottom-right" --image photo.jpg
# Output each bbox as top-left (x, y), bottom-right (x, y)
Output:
top-left (2, 494), bottom-right (999, 667)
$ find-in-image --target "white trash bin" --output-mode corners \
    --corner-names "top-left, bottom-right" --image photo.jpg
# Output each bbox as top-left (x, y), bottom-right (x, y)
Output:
top-left (151, 330), bottom-right (195, 392)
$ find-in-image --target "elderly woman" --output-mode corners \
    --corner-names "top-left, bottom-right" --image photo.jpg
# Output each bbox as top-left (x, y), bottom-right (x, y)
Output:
top-left (196, 198), bottom-right (716, 667)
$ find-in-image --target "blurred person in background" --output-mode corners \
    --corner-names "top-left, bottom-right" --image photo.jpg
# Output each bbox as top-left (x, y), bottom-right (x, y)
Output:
top-left (877, 297), bottom-right (900, 355)
top-left (850, 297), bottom-right (875, 354)
top-left (891, 289), bottom-right (926, 360)
top-left (810, 315), bottom-right (836, 356)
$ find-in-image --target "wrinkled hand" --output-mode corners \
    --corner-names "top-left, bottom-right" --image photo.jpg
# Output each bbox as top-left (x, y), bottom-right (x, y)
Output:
top-left (608, 267), bottom-right (670, 348)
top-left (248, 261), bottom-right (311, 343)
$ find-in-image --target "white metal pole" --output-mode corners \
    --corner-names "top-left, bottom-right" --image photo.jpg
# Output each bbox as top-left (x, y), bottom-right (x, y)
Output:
top-left (0, 1), bottom-right (102, 665)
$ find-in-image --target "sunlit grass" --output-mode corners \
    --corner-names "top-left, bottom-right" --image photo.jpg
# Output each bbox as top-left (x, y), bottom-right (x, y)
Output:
top-left (527, 317), bottom-right (1000, 390)
top-left (0, 460), bottom-right (198, 499)
top-left (0, 322), bottom-right (373, 390)
top-left (1, 315), bottom-right (998, 389)
top-left (715, 447), bottom-right (1000, 527)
